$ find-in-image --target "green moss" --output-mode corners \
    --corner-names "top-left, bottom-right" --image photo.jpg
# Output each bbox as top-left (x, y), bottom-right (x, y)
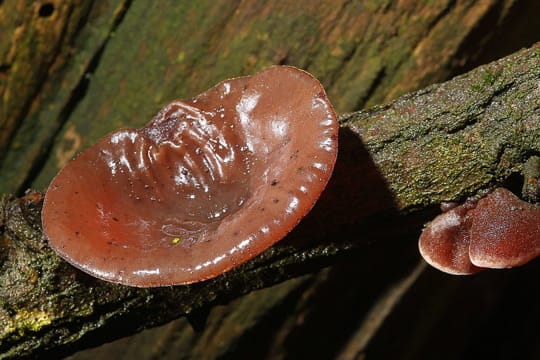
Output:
top-left (469, 83), bottom-right (483, 92)
top-left (1, 310), bottom-right (52, 337)
top-left (482, 70), bottom-right (497, 85)
top-left (469, 69), bottom-right (501, 92)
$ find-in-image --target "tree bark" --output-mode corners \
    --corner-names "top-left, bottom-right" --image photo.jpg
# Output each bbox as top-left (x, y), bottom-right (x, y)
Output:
top-left (0, 41), bottom-right (538, 359)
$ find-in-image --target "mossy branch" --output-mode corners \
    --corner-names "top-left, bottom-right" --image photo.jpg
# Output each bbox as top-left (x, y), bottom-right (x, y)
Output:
top-left (0, 43), bottom-right (539, 359)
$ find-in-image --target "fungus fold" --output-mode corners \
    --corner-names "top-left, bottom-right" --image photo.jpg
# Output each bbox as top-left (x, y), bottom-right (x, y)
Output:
top-left (42, 66), bottom-right (338, 287)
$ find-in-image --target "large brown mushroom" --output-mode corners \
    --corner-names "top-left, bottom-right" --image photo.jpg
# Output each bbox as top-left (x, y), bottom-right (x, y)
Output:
top-left (42, 66), bottom-right (338, 287)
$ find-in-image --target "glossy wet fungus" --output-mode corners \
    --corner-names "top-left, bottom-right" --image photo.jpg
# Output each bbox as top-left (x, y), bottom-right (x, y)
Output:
top-left (42, 66), bottom-right (339, 287)
top-left (418, 198), bottom-right (483, 275)
top-left (419, 188), bottom-right (540, 275)
top-left (469, 188), bottom-right (540, 268)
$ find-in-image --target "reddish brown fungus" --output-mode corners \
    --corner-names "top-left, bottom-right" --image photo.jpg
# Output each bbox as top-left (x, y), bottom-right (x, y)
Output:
top-left (469, 188), bottom-right (540, 268)
top-left (42, 66), bottom-right (338, 287)
top-left (419, 188), bottom-right (540, 275)
top-left (418, 198), bottom-right (483, 275)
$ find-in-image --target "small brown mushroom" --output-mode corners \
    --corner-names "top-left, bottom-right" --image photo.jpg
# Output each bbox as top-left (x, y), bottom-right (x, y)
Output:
top-left (418, 198), bottom-right (484, 275)
top-left (419, 188), bottom-right (540, 274)
top-left (42, 66), bottom-right (338, 287)
top-left (469, 188), bottom-right (540, 268)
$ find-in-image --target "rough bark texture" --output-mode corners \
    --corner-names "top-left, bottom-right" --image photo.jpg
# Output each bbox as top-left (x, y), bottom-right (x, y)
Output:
top-left (1, 1), bottom-right (540, 359)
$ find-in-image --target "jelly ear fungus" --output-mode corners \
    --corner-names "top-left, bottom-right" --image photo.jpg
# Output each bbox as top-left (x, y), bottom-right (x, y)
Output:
top-left (42, 66), bottom-right (338, 287)
top-left (418, 198), bottom-right (483, 275)
top-left (419, 188), bottom-right (540, 275)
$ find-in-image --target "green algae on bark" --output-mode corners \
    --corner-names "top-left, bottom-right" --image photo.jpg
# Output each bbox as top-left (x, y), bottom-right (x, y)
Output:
top-left (341, 43), bottom-right (540, 211)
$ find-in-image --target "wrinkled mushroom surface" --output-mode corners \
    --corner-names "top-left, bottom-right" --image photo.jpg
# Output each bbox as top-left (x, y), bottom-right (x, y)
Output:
top-left (42, 66), bottom-right (338, 287)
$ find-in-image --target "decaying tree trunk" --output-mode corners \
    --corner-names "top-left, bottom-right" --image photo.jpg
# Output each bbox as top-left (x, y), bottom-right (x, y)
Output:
top-left (1, 1), bottom-right (540, 359)
top-left (1, 42), bottom-right (538, 359)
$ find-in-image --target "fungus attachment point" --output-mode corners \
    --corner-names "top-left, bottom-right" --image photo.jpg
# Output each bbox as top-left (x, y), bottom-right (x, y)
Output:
top-left (419, 188), bottom-right (540, 275)
top-left (42, 66), bottom-right (338, 287)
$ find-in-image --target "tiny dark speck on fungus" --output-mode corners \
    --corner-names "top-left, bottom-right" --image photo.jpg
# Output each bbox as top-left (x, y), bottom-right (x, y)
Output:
top-left (42, 66), bottom-right (338, 287)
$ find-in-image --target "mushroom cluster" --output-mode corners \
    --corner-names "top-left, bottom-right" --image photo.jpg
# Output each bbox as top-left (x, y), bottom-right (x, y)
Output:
top-left (42, 66), bottom-right (338, 287)
top-left (419, 188), bottom-right (540, 275)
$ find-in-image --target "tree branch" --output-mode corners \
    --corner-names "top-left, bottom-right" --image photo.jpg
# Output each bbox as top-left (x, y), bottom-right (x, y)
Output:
top-left (0, 43), bottom-right (539, 359)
